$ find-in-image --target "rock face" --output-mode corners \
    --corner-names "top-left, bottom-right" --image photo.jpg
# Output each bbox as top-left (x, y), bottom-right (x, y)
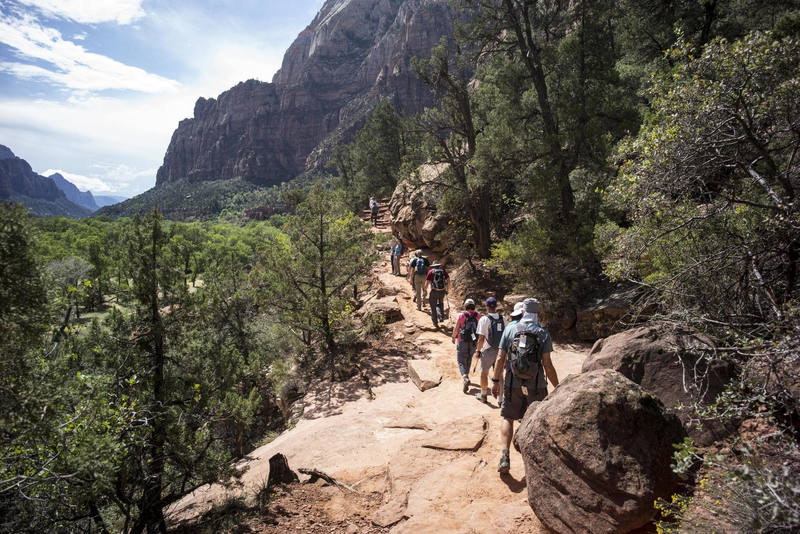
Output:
top-left (389, 163), bottom-right (451, 251)
top-left (156, 0), bottom-right (454, 188)
top-left (575, 285), bottom-right (642, 341)
top-left (0, 145), bottom-right (89, 218)
top-left (515, 369), bottom-right (685, 534)
top-left (582, 326), bottom-right (735, 445)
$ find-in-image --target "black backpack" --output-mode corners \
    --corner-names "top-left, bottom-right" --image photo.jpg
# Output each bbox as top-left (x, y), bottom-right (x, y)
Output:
top-left (509, 322), bottom-right (547, 380)
top-left (460, 311), bottom-right (478, 342)
top-left (413, 257), bottom-right (429, 275)
top-left (487, 314), bottom-right (505, 348)
top-left (431, 268), bottom-right (446, 290)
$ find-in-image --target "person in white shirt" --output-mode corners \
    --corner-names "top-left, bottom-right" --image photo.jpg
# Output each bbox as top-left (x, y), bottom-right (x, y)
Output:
top-left (472, 296), bottom-right (505, 403)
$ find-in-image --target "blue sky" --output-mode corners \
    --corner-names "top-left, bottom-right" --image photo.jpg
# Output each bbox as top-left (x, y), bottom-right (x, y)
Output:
top-left (0, 0), bottom-right (324, 196)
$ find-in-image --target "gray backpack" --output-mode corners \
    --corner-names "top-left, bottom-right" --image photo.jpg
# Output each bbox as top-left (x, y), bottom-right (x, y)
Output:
top-left (508, 323), bottom-right (546, 380)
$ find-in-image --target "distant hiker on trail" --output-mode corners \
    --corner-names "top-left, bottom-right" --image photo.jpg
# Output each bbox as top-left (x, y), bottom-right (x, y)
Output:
top-left (472, 296), bottom-right (504, 403)
top-left (408, 250), bottom-right (429, 310)
top-left (491, 298), bottom-right (559, 474)
top-left (452, 298), bottom-right (480, 393)
top-left (369, 197), bottom-right (379, 226)
top-left (424, 261), bottom-right (450, 328)
top-left (390, 238), bottom-right (404, 276)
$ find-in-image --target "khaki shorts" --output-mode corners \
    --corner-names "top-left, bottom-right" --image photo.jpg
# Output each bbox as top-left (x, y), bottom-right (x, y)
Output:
top-left (479, 346), bottom-right (499, 373)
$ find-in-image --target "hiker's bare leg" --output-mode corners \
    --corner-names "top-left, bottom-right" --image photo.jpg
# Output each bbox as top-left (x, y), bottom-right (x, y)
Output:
top-left (500, 418), bottom-right (513, 450)
top-left (480, 371), bottom-right (489, 395)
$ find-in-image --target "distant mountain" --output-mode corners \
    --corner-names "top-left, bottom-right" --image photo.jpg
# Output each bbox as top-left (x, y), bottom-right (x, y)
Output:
top-left (49, 172), bottom-right (99, 211)
top-left (94, 194), bottom-right (128, 208)
top-left (0, 145), bottom-right (90, 218)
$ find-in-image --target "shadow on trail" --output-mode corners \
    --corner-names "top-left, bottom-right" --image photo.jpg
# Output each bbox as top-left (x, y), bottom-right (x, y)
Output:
top-left (500, 472), bottom-right (526, 493)
top-left (300, 345), bottom-right (409, 420)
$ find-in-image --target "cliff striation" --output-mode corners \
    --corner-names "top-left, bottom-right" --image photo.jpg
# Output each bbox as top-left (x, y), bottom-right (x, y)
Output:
top-left (155, 0), bottom-right (453, 188)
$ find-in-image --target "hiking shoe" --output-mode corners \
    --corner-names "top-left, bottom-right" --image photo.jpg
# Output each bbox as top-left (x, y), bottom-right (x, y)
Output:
top-left (476, 392), bottom-right (487, 403)
top-left (498, 452), bottom-right (510, 474)
top-left (462, 377), bottom-right (470, 393)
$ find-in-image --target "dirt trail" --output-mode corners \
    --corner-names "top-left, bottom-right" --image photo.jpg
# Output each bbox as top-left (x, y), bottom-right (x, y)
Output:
top-left (167, 223), bottom-right (589, 533)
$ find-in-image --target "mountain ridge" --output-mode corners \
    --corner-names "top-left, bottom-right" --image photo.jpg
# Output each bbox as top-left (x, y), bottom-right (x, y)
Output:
top-left (0, 145), bottom-right (90, 218)
top-left (49, 172), bottom-right (99, 212)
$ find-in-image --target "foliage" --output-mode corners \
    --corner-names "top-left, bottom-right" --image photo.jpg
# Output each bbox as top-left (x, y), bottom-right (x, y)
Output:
top-left (252, 185), bottom-right (375, 376)
top-left (605, 31), bottom-right (800, 532)
top-left (607, 32), bottom-right (800, 326)
top-left (330, 99), bottom-right (424, 211)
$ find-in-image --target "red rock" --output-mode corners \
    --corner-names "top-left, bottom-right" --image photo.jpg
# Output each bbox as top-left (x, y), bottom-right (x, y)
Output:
top-left (582, 326), bottom-right (735, 445)
top-left (515, 369), bottom-right (684, 534)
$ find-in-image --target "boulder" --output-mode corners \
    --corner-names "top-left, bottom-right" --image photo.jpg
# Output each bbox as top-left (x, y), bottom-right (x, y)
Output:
top-left (514, 369), bottom-right (685, 534)
top-left (389, 163), bottom-right (452, 251)
top-left (359, 296), bottom-right (403, 323)
top-left (407, 359), bottom-right (441, 391)
top-left (583, 326), bottom-right (735, 445)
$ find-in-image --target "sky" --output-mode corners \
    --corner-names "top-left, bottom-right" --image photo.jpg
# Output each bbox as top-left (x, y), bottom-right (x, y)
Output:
top-left (0, 0), bottom-right (325, 197)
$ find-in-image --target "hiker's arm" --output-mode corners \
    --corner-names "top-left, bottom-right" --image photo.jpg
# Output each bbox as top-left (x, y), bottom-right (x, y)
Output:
top-left (491, 349), bottom-right (507, 396)
top-left (451, 323), bottom-right (458, 344)
top-left (542, 352), bottom-right (559, 387)
top-left (474, 335), bottom-right (486, 356)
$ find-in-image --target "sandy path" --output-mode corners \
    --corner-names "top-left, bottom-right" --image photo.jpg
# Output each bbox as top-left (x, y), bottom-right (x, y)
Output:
top-left (167, 252), bottom-right (590, 533)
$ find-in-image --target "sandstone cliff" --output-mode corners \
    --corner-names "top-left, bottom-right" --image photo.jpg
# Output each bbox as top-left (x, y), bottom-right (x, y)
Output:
top-left (155, 0), bottom-right (453, 188)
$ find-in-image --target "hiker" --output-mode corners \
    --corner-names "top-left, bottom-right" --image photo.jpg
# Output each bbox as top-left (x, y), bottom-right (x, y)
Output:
top-left (390, 238), bottom-right (404, 276)
top-left (472, 296), bottom-right (505, 403)
top-left (424, 261), bottom-right (450, 328)
top-left (452, 298), bottom-right (480, 393)
top-left (408, 250), bottom-right (429, 310)
top-left (369, 197), bottom-right (379, 226)
top-left (491, 298), bottom-right (559, 474)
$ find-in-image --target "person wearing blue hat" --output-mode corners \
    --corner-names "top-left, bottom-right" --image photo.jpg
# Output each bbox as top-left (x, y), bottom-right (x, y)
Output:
top-left (472, 296), bottom-right (505, 403)
top-left (491, 297), bottom-right (559, 474)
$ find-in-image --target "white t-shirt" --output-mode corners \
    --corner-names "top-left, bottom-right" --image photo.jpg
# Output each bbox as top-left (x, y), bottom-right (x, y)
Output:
top-left (476, 313), bottom-right (503, 352)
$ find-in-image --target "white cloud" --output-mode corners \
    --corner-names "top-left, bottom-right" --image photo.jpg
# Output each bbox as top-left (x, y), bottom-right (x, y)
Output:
top-left (16, 0), bottom-right (145, 25)
top-left (0, 12), bottom-right (179, 93)
top-left (72, 32), bottom-right (86, 40)
top-left (41, 168), bottom-right (114, 193)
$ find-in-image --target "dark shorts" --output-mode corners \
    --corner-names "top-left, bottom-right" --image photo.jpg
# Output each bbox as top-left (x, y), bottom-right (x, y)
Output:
top-left (500, 385), bottom-right (547, 421)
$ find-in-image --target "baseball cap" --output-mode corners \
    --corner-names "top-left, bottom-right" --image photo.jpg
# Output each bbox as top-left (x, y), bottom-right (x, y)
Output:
top-left (485, 297), bottom-right (498, 308)
top-left (464, 298), bottom-right (475, 307)
top-left (510, 301), bottom-right (524, 318)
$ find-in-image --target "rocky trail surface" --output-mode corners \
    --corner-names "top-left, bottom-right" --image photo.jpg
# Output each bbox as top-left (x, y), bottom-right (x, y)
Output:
top-left (167, 221), bottom-right (589, 533)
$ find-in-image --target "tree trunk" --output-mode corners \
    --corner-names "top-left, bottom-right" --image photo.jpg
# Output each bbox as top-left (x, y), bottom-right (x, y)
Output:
top-left (469, 196), bottom-right (492, 259)
top-left (136, 222), bottom-right (169, 534)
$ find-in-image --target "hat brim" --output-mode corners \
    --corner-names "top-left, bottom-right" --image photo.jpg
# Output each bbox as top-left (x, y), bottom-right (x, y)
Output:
top-left (509, 311), bottom-right (523, 318)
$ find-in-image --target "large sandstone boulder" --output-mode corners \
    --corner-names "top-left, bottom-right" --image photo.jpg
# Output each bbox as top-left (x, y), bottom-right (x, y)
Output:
top-left (514, 369), bottom-right (684, 534)
top-left (359, 295), bottom-right (403, 323)
top-left (583, 326), bottom-right (735, 445)
top-left (389, 163), bottom-right (452, 251)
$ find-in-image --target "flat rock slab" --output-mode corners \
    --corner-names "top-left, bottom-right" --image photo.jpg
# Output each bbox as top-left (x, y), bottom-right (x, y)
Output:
top-left (421, 416), bottom-right (486, 451)
top-left (408, 359), bottom-right (441, 391)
